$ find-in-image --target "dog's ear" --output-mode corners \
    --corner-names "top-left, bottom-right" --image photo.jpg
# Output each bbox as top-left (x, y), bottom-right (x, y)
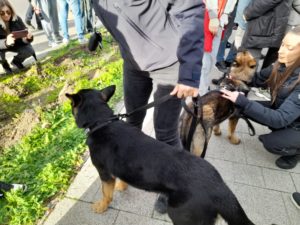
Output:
top-left (100, 85), bottom-right (116, 102)
top-left (66, 93), bottom-right (82, 107)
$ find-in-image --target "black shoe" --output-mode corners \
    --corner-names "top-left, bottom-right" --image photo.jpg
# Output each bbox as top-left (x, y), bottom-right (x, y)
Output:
top-left (25, 20), bottom-right (35, 30)
top-left (154, 194), bottom-right (168, 214)
top-left (215, 61), bottom-right (228, 73)
top-left (11, 59), bottom-right (25, 70)
top-left (1, 60), bottom-right (12, 74)
top-left (291, 192), bottom-right (300, 209)
top-left (224, 61), bottom-right (232, 67)
top-left (275, 155), bottom-right (298, 169)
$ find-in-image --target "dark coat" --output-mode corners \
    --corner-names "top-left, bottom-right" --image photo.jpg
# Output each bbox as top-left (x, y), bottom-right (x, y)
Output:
top-left (92, 0), bottom-right (205, 88)
top-left (0, 16), bottom-right (32, 50)
top-left (242, 0), bottom-right (292, 49)
top-left (236, 66), bottom-right (300, 130)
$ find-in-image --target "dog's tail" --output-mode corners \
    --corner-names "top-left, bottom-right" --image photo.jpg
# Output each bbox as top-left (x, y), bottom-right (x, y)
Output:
top-left (216, 192), bottom-right (255, 225)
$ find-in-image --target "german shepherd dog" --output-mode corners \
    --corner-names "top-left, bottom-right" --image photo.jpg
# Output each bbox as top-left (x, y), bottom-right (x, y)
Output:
top-left (66, 86), bottom-right (255, 225)
top-left (179, 51), bottom-right (256, 157)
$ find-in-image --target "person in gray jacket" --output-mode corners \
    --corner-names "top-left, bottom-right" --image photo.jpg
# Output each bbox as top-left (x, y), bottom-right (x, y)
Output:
top-left (221, 27), bottom-right (300, 169)
top-left (92, 0), bottom-right (204, 214)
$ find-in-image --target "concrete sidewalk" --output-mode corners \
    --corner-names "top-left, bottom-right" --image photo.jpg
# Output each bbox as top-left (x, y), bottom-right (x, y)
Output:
top-left (41, 83), bottom-right (300, 224)
top-left (4, 16), bottom-right (299, 225)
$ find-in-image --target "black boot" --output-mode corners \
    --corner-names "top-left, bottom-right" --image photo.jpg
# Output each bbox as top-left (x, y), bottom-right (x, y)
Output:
top-left (1, 60), bottom-right (12, 74)
top-left (11, 58), bottom-right (25, 70)
top-left (275, 155), bottom-right (298, 169)
top-left (154, 194), bottom-right (168, 214)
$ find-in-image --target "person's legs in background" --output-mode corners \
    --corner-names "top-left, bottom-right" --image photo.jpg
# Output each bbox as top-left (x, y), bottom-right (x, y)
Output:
top-left (68, 0), bottom-right (86, 43)
top-left (0, 51), bottom-right (12, 74)
top-left (10, 45), bottom-right (36, 69)
top-left (81, 0), bottom-right (93, 34)
top-left (261, 47), bottom-right (279, 69)
top-left (58, 0), bottom-right (70, 43)
top-left (25, 4), bottom-right (36, 30)
top-left (48, 0), bottom-right (62, 42)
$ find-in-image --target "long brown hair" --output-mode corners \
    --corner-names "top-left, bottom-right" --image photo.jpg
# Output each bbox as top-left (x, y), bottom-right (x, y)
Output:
top-left (0, 0), bottom-right (17, 30)
top-left (267, 26), bottom-right (300, 104)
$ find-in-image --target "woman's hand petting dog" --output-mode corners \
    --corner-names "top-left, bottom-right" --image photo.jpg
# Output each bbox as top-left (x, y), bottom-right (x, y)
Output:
top-left (221, 89), bottom-right (244, 103)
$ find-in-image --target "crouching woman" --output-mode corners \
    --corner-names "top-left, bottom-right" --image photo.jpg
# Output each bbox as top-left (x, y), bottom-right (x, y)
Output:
top-left (221, 27), bottom-right (300, 169)
top-left (0, 0), bottom-right (35, 74)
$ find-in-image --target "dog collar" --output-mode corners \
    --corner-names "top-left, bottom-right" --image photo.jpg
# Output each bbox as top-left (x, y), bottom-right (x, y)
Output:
top-left (85, 116), bottom-right (119, 136)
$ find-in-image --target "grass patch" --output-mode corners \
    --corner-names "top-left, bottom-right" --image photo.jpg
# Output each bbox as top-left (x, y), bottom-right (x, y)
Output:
top-left (0, 30), bottom-right (123, 224)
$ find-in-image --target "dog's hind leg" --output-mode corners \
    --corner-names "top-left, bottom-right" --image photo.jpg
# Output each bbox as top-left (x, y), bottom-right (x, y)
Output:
top-left (92, 179), bottom-right (115, 213)
top-left (115, 179), bottom-right (128, 191)
top-left (228, 117), bottom-right (240, 145)
top-left (213, 124), bottom-right (221, 136)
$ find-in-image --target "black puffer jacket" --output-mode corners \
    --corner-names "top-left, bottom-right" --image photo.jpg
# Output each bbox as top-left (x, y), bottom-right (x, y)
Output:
top-left (242, 0), bottom-right (292, 49)
top-left (0, 16), bottom-right (31, 50)
top-left (236, 66), bottom-right (300, 130)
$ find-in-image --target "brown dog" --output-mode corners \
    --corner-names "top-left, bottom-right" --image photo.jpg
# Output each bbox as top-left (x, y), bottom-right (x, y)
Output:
top-left (179, 51), bottom-right (256, 157)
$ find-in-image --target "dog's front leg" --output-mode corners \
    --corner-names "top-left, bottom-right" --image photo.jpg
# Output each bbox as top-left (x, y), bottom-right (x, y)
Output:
top-left (228, 117), bottom-right (240, 144)
top-left (92, 172), bottom-right (115, 213)
top-left (115, 179), bottom-right (128, 191)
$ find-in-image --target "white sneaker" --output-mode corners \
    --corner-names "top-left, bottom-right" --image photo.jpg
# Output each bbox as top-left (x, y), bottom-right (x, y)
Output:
top-left (63, 38), bottom-right (70, 45)
top-left (12, 184), bottom-right (27, 192)
top-left (48, 41), bottom-right (58, 48)
top-left (78, 38), bottom-right (88, 45)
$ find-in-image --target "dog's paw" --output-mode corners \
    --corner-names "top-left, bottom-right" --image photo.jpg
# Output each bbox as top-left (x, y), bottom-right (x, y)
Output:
top-left (115, 180), bottom-right (128, 191)
top-left (91, 200), bottom-right (109, 213)
top-left (228, 135), bottom-right (241, 145)
top-left (213, 125), bottom-right (222, 136)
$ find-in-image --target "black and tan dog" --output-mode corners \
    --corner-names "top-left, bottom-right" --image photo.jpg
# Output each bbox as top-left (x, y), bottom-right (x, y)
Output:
top-left (180, 51), bottom-right (256, 157)
top-left (66, 86), bottom-right (255, 225)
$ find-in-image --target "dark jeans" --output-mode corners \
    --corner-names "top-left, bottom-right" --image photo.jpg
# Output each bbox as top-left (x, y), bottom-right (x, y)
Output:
top-left (80, 0), bottom-right (93, 33)
top-left (0, 181), bottom-right (13, 192)
top-left (123, 62), bottom-right (182, 148)
top-left (25, 4), bottom-right (42, 29)
top-left (247, 101), bottom-right (300, 156)
top-left (0, 44), bottom-right (35, 63)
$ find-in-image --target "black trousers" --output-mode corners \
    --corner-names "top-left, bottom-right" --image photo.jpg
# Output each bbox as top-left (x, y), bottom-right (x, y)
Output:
top-left (248, 101), bottom-right (300, 156)
top-left (0, 181), bottom-right (13, 192)
top-left (123, 62), bottom-right (182, 148)
top-left (0, 44), bottom-right (35, 63)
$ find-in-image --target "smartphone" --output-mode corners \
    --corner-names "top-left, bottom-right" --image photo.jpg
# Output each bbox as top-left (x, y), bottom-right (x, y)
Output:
top-left (11, 30), bottom-right (29, 39)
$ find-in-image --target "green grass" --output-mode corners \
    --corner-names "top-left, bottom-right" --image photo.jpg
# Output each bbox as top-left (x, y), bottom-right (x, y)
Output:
top-left (0, 30), bottom-right (123, 225)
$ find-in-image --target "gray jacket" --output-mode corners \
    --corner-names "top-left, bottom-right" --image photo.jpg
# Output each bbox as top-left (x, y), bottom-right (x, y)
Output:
top-left (92, 0), bottom-right (205, 88)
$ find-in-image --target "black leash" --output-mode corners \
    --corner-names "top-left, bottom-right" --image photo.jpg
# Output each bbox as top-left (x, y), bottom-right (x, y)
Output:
top-left (85, 94), bottom-right (174, 135)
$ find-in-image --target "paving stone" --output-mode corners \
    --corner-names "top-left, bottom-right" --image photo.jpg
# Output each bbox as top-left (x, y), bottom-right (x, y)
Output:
top-left (291, 173), bottom-right (300, 192)
top-left (282, 193), bottom-right (300, 225)
top-left (231, 183), bottom-right (290, 225)
top-left (206, 157), bottom-right (234, 182)
top-left (233, 163), bottom-right (265, 187)
top-left (262, 168), bottom-right (296, 193)
top-left (114, 211), bottom-right (171, 225)
top-left (153, 209), bottom-right (172, 223)
top-left (107, 186), bottom-right (157, 217)
top-left (65, 158), bottom-right (100, 203)
top-left (206, 134), bottom-right (247, 163)
top-left (43, 198), bottom-right (118, 225)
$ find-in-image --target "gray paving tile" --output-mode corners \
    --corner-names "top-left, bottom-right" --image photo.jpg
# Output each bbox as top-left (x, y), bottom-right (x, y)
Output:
top-left (65, 158), bottom-right (100, 203)
top-left (108, 186), bottom-right (157, 217)
top-left (233, 163), bottom-right (265, 187)
top-left (231, 183), bottom-right (290, 225)
top-left (206, 157), bottom-right (234, 182)
top-left (115, 211), bottom-right (171, 225)
top-left (282, 193), bottom-right (300, 225)
top-left (262, 168), bottom-right (296, 193)
top-left (153, 208), bottom-right (172, 223)
top-left (291, 173), bottom-right (300, 192)
top-left (206, 134), bottom-right (247, 163)
top-left (43, 198), bottom-right (119, 225)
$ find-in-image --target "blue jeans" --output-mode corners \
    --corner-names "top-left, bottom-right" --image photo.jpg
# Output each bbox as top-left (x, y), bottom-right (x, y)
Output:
top-left (80, 0), bottom-right (93, 33)
top-left (58, 0), bottom-right (84, 40)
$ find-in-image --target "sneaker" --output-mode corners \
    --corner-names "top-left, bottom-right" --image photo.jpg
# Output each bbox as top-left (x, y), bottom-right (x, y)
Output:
top-left (275, 155), bottom-right (298, 169)
top-left (78, 38), bottom-right (88, 45)
top-left (154, 194), bottom-right (168, 214)
top-left (62, 38), bottom-right (70, 45)
top-left (226, 41), bottom-right (231, 48)
top-left (11, 59), bottom-right (25, 70)
top-left (48, 41), bottom-right (58, 48)
top-left (291, 192), bottom-right (300, 209)
top-left (25, 20), bottom-right (35, 30)
top-left (253, 87), bottom-right (271, 101)
top-left (1, 60), bottom-right (12, 74)
top-left (215, 61), bottom-right (228, 73)
top-left (54, 35), bottom-right (63, 44)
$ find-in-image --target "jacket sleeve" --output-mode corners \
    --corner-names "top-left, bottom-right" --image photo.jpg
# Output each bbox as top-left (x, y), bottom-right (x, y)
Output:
top-left (249, 65), bottom-right (273, 88)
top-left (244, 0), bottom-right (283, 21)
top-left (171, 0), bottom-right (205, 88)
top-left (235, 86), bottom-right (300, 129)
